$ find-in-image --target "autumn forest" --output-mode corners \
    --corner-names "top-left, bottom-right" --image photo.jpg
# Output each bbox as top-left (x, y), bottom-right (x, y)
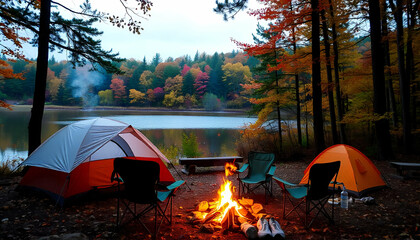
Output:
top-left (0, 0), bottom-right (419, 159)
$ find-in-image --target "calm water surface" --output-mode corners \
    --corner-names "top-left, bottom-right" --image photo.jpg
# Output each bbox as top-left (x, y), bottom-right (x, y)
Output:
top-left (0, 106), bottom-right (257, 162)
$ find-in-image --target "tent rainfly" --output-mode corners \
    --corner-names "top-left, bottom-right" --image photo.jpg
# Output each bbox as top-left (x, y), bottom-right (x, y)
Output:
top-left (20, 118), bottom-right (175, 204)
top-left (300, 144), bottom-right (386, 197)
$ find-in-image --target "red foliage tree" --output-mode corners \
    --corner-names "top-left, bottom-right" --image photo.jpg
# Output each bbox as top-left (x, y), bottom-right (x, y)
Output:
top-left (194, 71), bottom-right (209, 99)
top-left (110, 78), bottom-right (126, 99)
top-left (181, 64), bottom-right (191, 76)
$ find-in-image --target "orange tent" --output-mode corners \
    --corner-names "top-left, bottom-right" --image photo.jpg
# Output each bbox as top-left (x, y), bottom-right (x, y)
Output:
top-left (300, 144), bottom-right (386, 197)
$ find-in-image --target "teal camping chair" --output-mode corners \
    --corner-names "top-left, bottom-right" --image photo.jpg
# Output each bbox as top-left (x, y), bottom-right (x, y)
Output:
top-left (273, 161), bottom-right (340, 228)
top-left (237, 151), bottom-right (276, 204)
top-left (111, 158), bottom-right (184, 239)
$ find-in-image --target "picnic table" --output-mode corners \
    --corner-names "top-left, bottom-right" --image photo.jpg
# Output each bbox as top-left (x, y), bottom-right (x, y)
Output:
top-left (179, 156), bottom-right (243, 175)
top-left (390, 162), bottom-right (420, 179)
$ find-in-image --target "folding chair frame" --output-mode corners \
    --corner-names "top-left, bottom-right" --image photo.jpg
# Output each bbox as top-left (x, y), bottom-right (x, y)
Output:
top-left (111, 158), bottom-right (183, 240)
top-left (275, 161), bottom-right (340, 228)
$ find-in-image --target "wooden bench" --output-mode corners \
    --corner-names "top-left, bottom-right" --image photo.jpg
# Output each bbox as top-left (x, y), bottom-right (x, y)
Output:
top-left (390, 162), bottom-right (420, 179)
top-left (179, 156), bottom-right (243, 175)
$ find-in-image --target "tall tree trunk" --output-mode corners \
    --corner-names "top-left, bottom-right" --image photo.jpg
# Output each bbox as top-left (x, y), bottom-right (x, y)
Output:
top-left (292, 25), bottom-right (302, 146)
top-left (311, 0), bottom-right (325, 153)
top-left (328, 0), bottom-right (346, 144)
top-left (389, 0), bottom-right (411, 153)
top-left (28, 0), bottom-right (51, 155)
top-left (406, 0), bottom-right (418, 129)
top-left (381, 0), bottom-right (398, 128)
top-left (368, 0), bottom-right (394, 160)
top-left (321, 10), bottom-right (338, 144)
top-left (274, 48), bottom-right (283, 152)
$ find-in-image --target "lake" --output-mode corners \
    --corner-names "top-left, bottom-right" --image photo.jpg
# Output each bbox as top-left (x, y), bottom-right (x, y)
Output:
top-left (0, 106), bottom-right (257, 162)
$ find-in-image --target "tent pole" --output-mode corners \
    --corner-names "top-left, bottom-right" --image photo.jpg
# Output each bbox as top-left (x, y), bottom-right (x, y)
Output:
top-left (55, 174), bottom-right (70, 207)
top-left (168, 161), bottom-right (191, 191)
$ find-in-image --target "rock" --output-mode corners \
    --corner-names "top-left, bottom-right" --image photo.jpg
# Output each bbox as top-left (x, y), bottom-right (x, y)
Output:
top-left (197, 201), bottom-right (209, 212)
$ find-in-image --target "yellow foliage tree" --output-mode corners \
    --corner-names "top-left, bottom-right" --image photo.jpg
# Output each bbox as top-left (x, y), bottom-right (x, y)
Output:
top-left (129, 89), bottom-right (145, 104)
top-left (139, 70), bottom-right (153, 89)
top-left (98, 89), bottom-right (113, 106)
top-left (163, 91), bottom-right (184, 108)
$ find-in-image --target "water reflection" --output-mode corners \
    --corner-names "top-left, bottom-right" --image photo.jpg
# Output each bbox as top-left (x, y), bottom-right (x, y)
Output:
top-left (0, 106), bottom-right (256, 161)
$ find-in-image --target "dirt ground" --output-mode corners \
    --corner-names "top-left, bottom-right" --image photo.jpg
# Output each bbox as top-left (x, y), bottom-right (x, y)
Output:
top-left (0, 160), bottom-right (419, 240)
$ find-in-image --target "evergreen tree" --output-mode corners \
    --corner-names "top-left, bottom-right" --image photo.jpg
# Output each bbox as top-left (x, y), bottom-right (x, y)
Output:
top-left (193, 51), bottom-right (200, 62)
top-left (182, 71), bottom-right (195, 95)
top-left (151, 53), bottom-right (162, 71)
top-left (208, 52), bottom-right (224, 96)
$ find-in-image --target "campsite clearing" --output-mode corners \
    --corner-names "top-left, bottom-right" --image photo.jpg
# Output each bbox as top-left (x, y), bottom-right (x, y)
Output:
top-left (1, 160), bottom-right (419, 239)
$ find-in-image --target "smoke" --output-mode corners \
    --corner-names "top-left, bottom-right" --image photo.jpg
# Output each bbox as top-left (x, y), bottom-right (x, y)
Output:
top-left (71, 65), bottom-right (104, 108)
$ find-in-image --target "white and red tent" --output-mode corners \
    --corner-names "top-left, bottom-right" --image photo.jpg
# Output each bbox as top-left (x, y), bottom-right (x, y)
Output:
top-left (20, 118), bottom-right (174, 204)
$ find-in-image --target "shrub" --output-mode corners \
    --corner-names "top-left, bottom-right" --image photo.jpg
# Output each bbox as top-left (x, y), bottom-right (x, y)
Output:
top-left (0, 158), bottom-right (24, 178)
top-left (158, 145), bottom-right (180, 165)
top-left (182, 132), bottom-right (201, 158)
top-left (203, 93), bottom-right (222, 111)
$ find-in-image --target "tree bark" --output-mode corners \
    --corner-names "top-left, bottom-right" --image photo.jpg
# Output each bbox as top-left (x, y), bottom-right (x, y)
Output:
top-left (274, 47), bottom-right (283, 152)
top-left (311, 0), bottom-right (325, 153)
top-left (321, 10), bottom-right (338, 144)
top-left (292, 25), bottom-right (302, 146)
top-left (368, 0), bottom-right (394, 160)
top-left (381, 0), bottom-right (398, 128)
top-left (328, 0), bottom-right (346, 144)
top-left (28, 0), bottom-right (51, 154)
top-left (406, 0), bottom-right (418, 129)
top-left (389, 0), bottom-right (411, 153)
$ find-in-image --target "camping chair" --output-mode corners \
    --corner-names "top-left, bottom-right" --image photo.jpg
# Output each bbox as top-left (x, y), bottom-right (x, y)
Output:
top-left (237, 151), bottom-right (276, 204)
top-left (111, 158), bottom-right (184, 239)
top-left (273, 161), bottom-right (340, 228)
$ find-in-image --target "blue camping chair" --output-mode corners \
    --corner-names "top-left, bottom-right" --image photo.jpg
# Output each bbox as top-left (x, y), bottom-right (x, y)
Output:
top-left (237, 151), bottom-right (276, 204)
top-left (111, 158), bottom-right (184, 239)
top-left (273, 161), bottom-right (341, 228)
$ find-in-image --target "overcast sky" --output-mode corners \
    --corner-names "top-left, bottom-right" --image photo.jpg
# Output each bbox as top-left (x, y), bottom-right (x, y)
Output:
top-left (35, 0), bottom-right (263, 63)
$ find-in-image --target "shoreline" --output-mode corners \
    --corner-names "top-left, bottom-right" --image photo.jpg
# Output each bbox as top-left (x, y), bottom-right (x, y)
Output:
top-left (5, 104), bottom-right (250, 115)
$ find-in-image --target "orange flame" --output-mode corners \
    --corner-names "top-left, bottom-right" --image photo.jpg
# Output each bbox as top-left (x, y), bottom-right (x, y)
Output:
top-left (208, 162), bottom-right (245, 223)
top-left (225, 162), bottom-right (237, 177)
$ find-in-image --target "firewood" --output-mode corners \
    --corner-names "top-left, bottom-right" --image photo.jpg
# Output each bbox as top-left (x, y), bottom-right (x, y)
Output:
top-left (238, 197), bottom-right (254, 206)
top-left (192, 211), bottom-right (206, 219)
top-left (251, 203), bottom-right (264, 214)
top-left (236, 201), bottom-right (257, 222)
top-left (221, 207), bottom-right (235, 231)
top-left (202, 202), bottom-right (228, 223)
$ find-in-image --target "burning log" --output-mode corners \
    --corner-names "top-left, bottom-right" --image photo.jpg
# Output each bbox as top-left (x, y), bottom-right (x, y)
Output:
top-left (236, 202), bottom-right (257, 222)
top-left (221, 207), bottom-right (237, 232)
top-left (202, 202), bottom-right (229, 223)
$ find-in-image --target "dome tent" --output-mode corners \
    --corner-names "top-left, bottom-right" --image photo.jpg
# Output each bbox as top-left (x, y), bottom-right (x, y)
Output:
top-left (20, 118), bottom-right (175, 205)
top-left (300, 144), bottom-right (386, 197)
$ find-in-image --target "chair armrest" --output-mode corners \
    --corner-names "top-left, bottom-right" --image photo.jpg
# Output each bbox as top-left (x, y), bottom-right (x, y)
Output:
top-left (166, 180), bottom-right (185, 191)
top-left (273, 176), bottom-right (298, 187)
top-left (110, 171), bottom-right (124, 183)
top-left (236, 163), bottom-right (249, 173)
top-left (267, 165), bottom-right (276, 176)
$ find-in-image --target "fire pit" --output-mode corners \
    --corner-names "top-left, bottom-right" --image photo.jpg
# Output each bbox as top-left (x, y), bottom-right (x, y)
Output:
top-left (187, 163), bottom-right (269, 235)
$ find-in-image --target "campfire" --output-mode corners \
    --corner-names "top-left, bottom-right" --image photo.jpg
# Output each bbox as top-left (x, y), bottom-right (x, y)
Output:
top-left (188, 163), bottom-right (266, 233)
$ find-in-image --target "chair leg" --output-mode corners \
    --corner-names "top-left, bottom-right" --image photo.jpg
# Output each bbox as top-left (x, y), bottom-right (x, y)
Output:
top-left (116, 197), bottom-right (120, 228)
top-left (282, 192), bottom-right (286, 219)
top-left (154, 204), bottom-right (157, 240)
top-left (305, 198), bottom-right (309, 228)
